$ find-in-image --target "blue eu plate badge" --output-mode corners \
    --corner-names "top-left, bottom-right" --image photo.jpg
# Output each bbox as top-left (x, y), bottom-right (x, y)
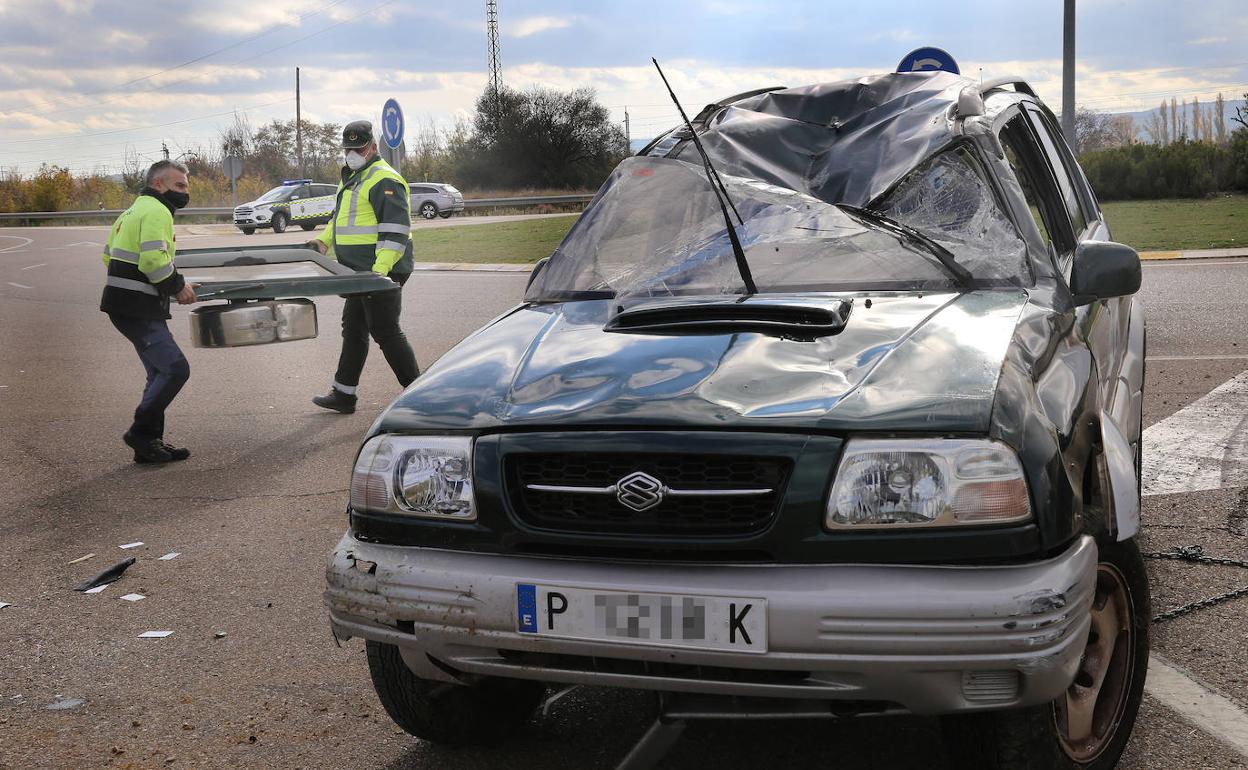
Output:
top-left (516, 583), bottom-right (538, 633)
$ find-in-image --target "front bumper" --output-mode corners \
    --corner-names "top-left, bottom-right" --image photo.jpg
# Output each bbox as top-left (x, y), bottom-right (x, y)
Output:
top-left (325, 534), bottom-right (1097, 715)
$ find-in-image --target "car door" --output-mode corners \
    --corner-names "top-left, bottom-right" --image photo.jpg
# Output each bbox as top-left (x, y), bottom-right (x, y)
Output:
top-left (1019, 104), bottom-right (1127, 401)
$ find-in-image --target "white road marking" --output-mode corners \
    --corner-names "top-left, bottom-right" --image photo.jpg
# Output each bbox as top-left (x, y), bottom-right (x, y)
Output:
top-left (1147, 655), bottom-right (1248, 758)
top-left (20, 263), bottom-right (45, 270)
top-left (0, 236), bottom-right (32, 253)
top-left (1149, 354), bottom-right (1248, 362)
top-left (6, 282), bottom-right (32, 289)
top-left (46, 241), bottom-right (103, 250)
top-left (1142, 369), bottom-right (1248, 497)
top-left (1144, 260), bottom-right (1248, 268)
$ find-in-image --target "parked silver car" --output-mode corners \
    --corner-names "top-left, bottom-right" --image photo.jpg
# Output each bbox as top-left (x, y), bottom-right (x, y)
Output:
top-left (410, 182), bottom-right (464, 219)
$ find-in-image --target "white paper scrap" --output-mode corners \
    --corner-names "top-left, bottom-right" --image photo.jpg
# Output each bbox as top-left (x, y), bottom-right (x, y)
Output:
top-left (67, 553), bottom-right (95, 565)
top-left (0, 602), bottom-right (10, 609)
top-left (119, 542), bottom-right (144, 550)
top-left (158, 552), bottom-right (181, 561)
top-left (137, 631), bottom-right (172, 639)
top-left (83, 585), bottom-right (108, 594)
top-left (120, 593), bottom-right (146, 602)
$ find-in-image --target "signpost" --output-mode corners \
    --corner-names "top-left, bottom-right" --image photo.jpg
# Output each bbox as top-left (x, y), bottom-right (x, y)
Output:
top-left (223, 156), bottom-right (243, 213)
top-left (380, 98), bottom-right (405, 169)
top-left (896, 47), bottom-right (960, 75)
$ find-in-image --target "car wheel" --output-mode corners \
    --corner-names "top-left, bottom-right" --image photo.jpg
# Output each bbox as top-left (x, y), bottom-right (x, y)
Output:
top-left (300, 222), bottom-right (316, 231)
top-left (365, 640), bottom-right (545, 746)
top-left (271, 212), bottom-right (289, 233)
top-left (420, 202), bottom-right (438, 219)
top-left (241, 227), bottom-right (256, 235)
top-left (940, 537), bottom-right (1150, 770)
top-left (438, 211), bottom-right (453, 219)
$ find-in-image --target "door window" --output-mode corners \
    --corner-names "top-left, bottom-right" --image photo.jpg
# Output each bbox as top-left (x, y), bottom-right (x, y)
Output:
top-left (999, 115), bottom-right (1076, 267)
top-left (1021, 106), bottom-right (1089, 236)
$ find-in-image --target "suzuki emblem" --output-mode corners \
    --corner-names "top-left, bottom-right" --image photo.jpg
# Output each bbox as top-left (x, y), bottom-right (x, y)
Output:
top-left (616, 472), bottom-right (665, 512)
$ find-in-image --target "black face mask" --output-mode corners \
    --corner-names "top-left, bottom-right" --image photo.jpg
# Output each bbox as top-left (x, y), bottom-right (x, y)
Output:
top-left (161, 190), bottom-right (190, 209)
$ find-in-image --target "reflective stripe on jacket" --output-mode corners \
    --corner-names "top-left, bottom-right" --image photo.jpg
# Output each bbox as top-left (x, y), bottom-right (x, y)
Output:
top-left (317, 156), bottom-right (414, 276)
top-left (100, 193), bottom-right (186, 319)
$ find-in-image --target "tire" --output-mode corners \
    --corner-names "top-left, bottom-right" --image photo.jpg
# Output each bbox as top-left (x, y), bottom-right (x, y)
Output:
top-left (940, 537), bottom-right (1151, 769)
top-left (300, 222), bottom-right (316, 231)
top-left (419, 201), bottom-right (438, 219)
top-left (365, 640), bottom-right (545, 746)
top-left (241, 227), bottom-right (256, 235)
top-left (271, 212), bottom-right (288, 234)
top-left (438, 211), bottom-right (453, 219)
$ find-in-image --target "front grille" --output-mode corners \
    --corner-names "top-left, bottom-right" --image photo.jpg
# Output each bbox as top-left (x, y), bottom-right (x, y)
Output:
top-left (235, 207), bottom-right (253, 215)
top-left (506, 453), bottom-right (791, 536)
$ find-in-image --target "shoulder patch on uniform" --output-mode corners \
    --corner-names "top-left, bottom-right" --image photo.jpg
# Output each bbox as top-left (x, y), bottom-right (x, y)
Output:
top-left (383, 190), bottom-right (394, 195)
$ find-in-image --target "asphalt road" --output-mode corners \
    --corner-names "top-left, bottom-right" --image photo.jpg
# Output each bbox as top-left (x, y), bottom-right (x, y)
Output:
top-left (2, 226), bottom-right (1248, 769)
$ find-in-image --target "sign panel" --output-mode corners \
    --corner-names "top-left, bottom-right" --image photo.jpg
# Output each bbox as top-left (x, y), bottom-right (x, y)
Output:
top-left (381, 98), bottom-right (404, 150)
top-left (897, 47), bottom-right (960, 74)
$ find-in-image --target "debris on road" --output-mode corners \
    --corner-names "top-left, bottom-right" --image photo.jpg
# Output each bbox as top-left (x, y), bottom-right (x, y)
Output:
top-left (120, 593), bottom-right (146, 602)
top-left (213, 631), bottom-right (227, 639)
top-left (118, 542), bottom-right (144, 550)
top-left (45, 696), bottom-right (85, 711)
top-left (67, 553), bottom-right (95, 565)
top-left (74, 557), bottom-right (135, 592)
top-left (0, 602), bottom-right (10, 610)
top-left (83, 585), bottom-right (108, 594)
top-left (158, 552), bottom-right (180, 561)
top-left (137, 631), bottom-right (172, 638)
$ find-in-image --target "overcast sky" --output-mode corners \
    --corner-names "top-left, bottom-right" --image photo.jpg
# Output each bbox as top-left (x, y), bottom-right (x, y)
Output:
top-left (1, 0), bottom-right (1245, 176)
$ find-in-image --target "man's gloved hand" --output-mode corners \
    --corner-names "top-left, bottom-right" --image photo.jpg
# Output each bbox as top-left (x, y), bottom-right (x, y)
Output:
top-left (305, 240), bottom-right (327, 255)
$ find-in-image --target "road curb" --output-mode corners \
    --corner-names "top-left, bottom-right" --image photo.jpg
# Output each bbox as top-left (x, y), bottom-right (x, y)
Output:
top-left (410, 262), bottom-right (532, 272)
top-left (1139, 247), bottom-right (1248, 261)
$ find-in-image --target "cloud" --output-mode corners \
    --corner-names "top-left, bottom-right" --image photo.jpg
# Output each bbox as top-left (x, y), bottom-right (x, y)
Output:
top-left (1186, 36), bottom-right (1229, 45)
top-left (509, 16), bottom-right (573, 38)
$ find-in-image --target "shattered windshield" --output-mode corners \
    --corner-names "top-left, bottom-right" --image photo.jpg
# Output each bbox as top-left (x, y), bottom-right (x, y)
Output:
top-left (526, 155), bottom-right (1027, 302)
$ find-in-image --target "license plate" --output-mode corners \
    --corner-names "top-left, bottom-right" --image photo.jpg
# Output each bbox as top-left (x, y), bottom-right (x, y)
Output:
top-left (515, 584), bottom-right (767, 653)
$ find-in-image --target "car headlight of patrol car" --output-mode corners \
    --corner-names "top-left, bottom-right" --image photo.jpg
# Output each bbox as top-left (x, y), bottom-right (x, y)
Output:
top-left (350, 436), bottom-right (475, 520)
top-left (825, 438), bottom-right (1030, 529)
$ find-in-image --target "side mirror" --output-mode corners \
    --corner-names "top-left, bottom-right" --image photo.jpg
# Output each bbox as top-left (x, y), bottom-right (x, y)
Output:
top-left (526, 256), bottom-right (550, 293)
top-left (1070, 240), bottom-right (1141, 306)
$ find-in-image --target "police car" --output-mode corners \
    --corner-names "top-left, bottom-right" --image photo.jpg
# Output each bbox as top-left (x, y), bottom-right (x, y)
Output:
top-left (233, 179), bottom-right (337, 235)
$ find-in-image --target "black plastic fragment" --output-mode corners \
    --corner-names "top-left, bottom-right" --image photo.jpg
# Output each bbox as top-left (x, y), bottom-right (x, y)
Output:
top-left (73, 557), bottom-right (136, 592)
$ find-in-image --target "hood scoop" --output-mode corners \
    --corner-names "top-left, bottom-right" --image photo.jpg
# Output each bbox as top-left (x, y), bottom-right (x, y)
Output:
top-left (605, 296), bottom-right (852, 339)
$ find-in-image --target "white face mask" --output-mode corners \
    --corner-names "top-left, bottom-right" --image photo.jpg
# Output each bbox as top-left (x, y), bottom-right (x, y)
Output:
top-left (345, 150), bottom-right (367, 171)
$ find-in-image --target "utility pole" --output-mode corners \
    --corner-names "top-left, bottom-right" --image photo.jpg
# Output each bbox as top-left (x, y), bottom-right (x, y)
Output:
top-left (1062, 0), bottom-right (1076, 146)
top-left (161, 142), bottom-right (170, 160)
top-left (624, 107), bottom-right (631, 151)
top-left (296, 67), bottom-right (303, 177)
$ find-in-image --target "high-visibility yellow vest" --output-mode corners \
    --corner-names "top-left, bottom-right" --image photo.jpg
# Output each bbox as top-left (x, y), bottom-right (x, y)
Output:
top-left (100, 194), bottom-right (185, 319)
top-left (317, 156), bottom-right (413, 275)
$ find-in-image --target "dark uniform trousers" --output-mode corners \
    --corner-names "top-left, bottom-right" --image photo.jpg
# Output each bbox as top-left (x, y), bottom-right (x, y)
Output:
top-left (109, 314), bottom-right (191, 441)
top-left (334, 272), bottom-right (419, 389)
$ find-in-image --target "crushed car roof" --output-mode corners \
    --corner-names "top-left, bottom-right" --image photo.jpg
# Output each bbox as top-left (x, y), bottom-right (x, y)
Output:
top-left (653, 71), bottom-right (979, 208)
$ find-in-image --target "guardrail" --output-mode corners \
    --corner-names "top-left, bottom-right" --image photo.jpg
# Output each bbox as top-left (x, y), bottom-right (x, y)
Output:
top-left (0, 193), bottom-right (596, 223)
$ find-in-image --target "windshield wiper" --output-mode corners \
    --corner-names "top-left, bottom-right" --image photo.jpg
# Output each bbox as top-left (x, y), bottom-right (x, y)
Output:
top-left (652, 57), bottom-right (757, 295)
top-left (836, 204), bottom-right (974, 288)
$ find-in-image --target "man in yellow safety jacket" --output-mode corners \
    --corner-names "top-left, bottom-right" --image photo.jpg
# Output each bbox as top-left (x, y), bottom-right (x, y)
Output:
top-left (101, 160), bottom-right (198, 463)
top-left (306, 120), bottom-right (418, 413)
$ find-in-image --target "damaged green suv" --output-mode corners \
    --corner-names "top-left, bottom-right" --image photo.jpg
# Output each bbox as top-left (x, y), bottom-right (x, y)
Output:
top-left (325, 71), bottom-right (1147, 769)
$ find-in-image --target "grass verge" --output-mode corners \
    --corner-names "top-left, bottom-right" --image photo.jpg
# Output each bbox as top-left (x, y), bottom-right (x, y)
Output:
top-left (409, 214), bottom-right (578, 263)
top-left (1100, 195), bottom-right (1247, 252)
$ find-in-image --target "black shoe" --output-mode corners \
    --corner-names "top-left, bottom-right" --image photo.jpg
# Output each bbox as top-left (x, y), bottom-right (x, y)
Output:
top-left (135, 441), bottom-right (189, 464)
top-left (124, 432), bottom-right (173, 464)
top-left (312, 388), bottom-right (357, 414)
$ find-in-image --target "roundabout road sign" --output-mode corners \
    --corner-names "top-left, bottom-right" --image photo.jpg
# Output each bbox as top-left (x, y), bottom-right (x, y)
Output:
top-left (381, 98), bottom-right (404, 150)
top-left (897, 47), bottom-right (960, 74)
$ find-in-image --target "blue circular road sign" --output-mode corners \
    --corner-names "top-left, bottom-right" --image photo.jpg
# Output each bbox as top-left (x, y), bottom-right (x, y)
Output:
top-left (897, 47), bottom-right (960, 75)
top-left (381, 98), bottom-right (404, 150)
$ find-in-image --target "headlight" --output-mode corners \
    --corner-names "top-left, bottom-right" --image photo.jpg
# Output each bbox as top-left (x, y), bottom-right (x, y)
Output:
top-left (825, 439), bottom-right (1030, 529)
top-left (350, 435), bottom-right (476, 520)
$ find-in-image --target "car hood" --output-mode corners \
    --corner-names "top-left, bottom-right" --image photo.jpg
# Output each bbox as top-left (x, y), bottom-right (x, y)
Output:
top-left (379, 290), bottom-right (1028, 434)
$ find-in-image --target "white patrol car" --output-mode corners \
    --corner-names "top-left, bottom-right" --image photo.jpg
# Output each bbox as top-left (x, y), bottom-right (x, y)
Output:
top-left (233, 179), bottom-right (338, 235)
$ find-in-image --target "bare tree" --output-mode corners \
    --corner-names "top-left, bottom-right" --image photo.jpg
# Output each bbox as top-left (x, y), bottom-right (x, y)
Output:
top-left (1109, 115), bottom-right (1136, 146)
top-left (1233, 92), bottom-right (1248, 131)
top-left (1215, 93), bottom-right (1228, 144)
top-left (1193, 97), bottom-right (1203, 142)
top-left (1171, 96), bottom-right (1179, 141)
top-left (1074, 107), bottom-right (1116, 153)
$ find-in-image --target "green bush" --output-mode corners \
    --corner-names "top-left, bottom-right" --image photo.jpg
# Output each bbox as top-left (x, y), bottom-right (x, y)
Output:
top-left (1080, 136), bottom-right (1246, 200)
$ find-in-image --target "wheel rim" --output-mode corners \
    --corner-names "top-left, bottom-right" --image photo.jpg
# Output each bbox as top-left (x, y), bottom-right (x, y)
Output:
top-left (422, 204), bottom-right (436, 218)
top-left (1054, 562), bottom-right (1135, 762)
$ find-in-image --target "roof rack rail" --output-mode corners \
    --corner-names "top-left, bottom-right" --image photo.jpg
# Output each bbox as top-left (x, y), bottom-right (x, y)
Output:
top-left (978, 76), bottom-right (1036, 97)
